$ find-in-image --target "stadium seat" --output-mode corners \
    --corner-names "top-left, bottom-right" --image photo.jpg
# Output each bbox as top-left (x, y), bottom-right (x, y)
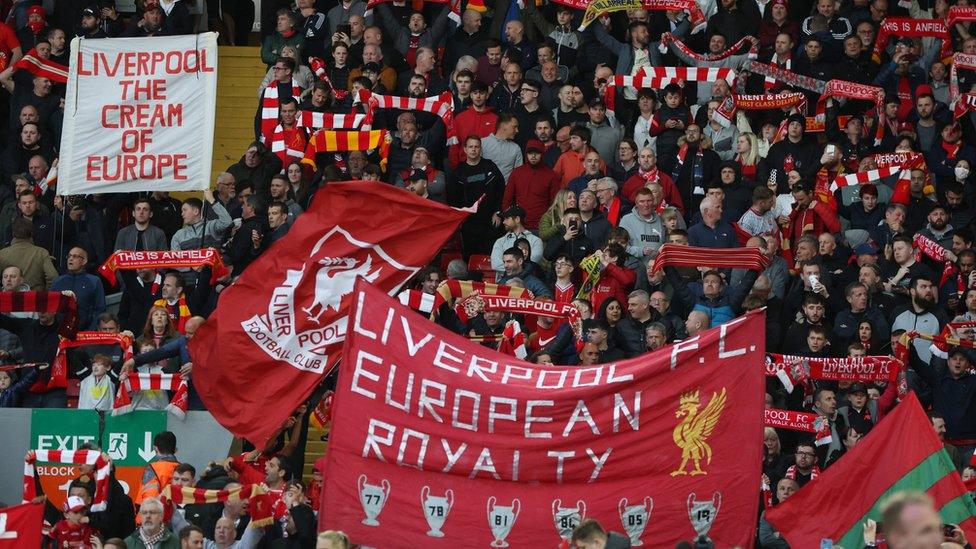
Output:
top-left (467, 254), bottom-right (496, 283)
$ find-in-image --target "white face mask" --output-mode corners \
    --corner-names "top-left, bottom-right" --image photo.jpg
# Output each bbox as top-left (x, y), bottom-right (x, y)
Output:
top-left (955, 166), bottom-right (970, 180)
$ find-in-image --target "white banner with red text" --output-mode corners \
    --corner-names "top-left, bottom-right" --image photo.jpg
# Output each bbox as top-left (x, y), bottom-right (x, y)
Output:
top-left (57, 33), bottom-right (218, 195)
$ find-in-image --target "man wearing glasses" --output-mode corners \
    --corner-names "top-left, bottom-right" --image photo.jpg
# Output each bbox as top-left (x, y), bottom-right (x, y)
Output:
top-left (514, 80), bottom-right (544, 148)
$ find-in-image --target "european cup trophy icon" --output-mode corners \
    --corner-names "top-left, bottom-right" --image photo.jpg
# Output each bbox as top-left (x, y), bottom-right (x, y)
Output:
top-left (552, 499), bottom-right (586, 541)
top-left (687, 492), bottom-right (722, 540)
top-left (420, 486), bottom-right (454, 537)
top-left (487, 496), bottom-right (520, 547)
top-left (357, 474), bottom-right (390, 526)
top-left (618, 497), bottom-right (653, 546)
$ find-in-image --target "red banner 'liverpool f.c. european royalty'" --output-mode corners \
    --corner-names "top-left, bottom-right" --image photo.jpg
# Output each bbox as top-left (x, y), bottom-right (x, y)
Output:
top-left (320, 280), bottom-right (766, 547)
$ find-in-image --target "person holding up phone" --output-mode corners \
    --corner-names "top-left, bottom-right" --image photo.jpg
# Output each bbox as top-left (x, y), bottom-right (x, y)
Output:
top-left (543, 207), bottom-right (595, 267)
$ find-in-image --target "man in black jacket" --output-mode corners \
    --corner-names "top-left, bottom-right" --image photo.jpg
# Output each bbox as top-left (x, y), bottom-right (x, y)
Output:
top-left (225, 195), bottom-right (267, 277)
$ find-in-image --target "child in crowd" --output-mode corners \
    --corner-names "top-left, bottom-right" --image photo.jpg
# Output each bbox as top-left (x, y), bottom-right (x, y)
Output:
top-left (49, 495), bottom-right (100, 548)
top-left (0, 363), bottom-right (43, 407)
top-left (78, 354), bottom-right (115, 411)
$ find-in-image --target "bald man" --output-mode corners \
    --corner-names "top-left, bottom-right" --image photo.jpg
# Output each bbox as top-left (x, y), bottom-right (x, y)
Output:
top-left (51, 247), bottom-right (105, 329)
top-left (684, 310), bottom-right (710, 338)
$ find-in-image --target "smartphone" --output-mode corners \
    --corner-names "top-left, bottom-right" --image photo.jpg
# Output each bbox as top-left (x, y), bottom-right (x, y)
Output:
top-left (943, 524), bottom-right (957, 538)
top-left (337, 24), bottom-right (351, 36)
top-left (569, 220), bottom-right (579, 232)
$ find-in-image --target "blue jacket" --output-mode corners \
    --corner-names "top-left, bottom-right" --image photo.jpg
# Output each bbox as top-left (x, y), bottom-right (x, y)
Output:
top-left (0, 366), bottom-right (38, 407)
top-left (52, 271), bottom-right (106, 330)
top-left (665, 266), bottom-right (758, 327)
top-left (498, 267), bottom-right (552, 299)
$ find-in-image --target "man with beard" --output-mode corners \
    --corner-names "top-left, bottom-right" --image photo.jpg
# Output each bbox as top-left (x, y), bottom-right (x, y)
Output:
top-left (122, 2), bottom-right (166, 37)
top-left (590, 19), bottom-right (655, 122)
top-left (918, 204), bottom-right (954, 251)
top-left (882, 235), bottom-right (936, 295)
top-left (892, 276), bottom-right (948, 364)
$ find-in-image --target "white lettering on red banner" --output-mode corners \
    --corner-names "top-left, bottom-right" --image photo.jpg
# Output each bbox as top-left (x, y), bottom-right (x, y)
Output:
top-left (320, 281), bottom-right (766, 547)
top-left (57, 34), bottom-right (218, 194)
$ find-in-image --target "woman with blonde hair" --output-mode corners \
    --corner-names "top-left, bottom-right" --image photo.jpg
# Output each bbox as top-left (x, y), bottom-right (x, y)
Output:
top-left (538, 189), bottom-right (577, 241)
top-left (735, 132), bottom-right (768, 186)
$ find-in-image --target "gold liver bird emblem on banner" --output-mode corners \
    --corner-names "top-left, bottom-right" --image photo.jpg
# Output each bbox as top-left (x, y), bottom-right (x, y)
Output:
top-left (671, 388), bottom-right (727, 477)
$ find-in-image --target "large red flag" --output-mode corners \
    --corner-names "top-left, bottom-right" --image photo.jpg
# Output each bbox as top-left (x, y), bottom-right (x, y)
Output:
top-left (319, 279), bottom-right (766, 547)
top-left (766, 393), bottom-right (976, 547)
top-left (0, 502), bottom-right (44, 547)
top-left (189, 182), bottom-right (471, 448)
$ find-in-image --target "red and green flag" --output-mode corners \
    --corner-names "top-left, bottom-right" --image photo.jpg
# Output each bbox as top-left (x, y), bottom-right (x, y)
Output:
top-left (766, 393), bottom-right (976, 547)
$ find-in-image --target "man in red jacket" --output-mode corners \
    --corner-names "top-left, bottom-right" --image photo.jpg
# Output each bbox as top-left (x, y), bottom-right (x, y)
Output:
top-left (450, 80), bottom-right (498, 167)
top-left (502, 139), bottom-right (561, 230)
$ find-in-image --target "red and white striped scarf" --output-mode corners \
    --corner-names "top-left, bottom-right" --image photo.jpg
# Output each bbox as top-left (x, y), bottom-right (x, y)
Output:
top-left (14, 48), bottom-right (68, 83)
top-left (829, 165), bottom-right (908, 192)
top-left (113, 372), bottom-right (188, 419)
top-left (651, 244), bottom-right (770, 274)
top-left (659, 33), bottom-right (758, 62)
top-left (498, 320), bottom-right (528, 358)
top-left (604, 67), bottom-right (736, 110)
top-left (296, 111), bottom-right (367, 130)
top-left (764, 53), bottom-right (791, 91)
top-left (398, 289), bottom-right (437, 314)
top-left (265, 124), bottom-right (309, 166)
top-left (357, 89), bottom-right (458, 144)
top-left (24, 450), bottom-right (110, 510)
top-left (930, 321), bottom-right (976, 359)
top-left (260, 80), bottom-right (303, 137)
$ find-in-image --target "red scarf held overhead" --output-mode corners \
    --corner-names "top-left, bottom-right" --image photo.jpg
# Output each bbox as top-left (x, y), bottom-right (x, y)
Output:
top-left (24, 450), bottom-right (110, 511)
top-left (871, 17), bottom-right (947, 64)
top-left (308, 57), bottom-right (350, 101)
top-left (659, 32), bottom-right (758, 62)
top-left (0, 291), bottom-right (78, 338)
top-left (650, 244), bottom-right (770, 274)
top-left (45, 332), bottom-right (134, 393)
top-left (764, 408), bottom-right (832, 446)
top-left (99, 249), bottom-right (229, 287)
top-left (14, 48), bottom-right (67, 83)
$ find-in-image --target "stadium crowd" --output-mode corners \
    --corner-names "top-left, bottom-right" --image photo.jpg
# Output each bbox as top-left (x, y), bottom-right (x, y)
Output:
top-left (1, 0), bottom-right (976, 547)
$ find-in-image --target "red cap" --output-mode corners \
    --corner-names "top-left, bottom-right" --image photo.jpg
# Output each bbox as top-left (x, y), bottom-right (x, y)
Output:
top-left (915, 84), bottom-right (934, 98)
top-left (897, 122), bottom-right (915, 135)
top-left (525, 139), bottom-right (545, 154)
top-left (771, 0), bottom-right (788, 7)
top-left (27, 5), bottom-right (44, 17)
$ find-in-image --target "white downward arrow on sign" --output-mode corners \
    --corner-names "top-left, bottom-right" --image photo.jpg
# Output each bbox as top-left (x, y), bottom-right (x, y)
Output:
top-left (0, 513), bottom-right (18, 539)
top-left (138, 432), bottom-right (156, 462)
